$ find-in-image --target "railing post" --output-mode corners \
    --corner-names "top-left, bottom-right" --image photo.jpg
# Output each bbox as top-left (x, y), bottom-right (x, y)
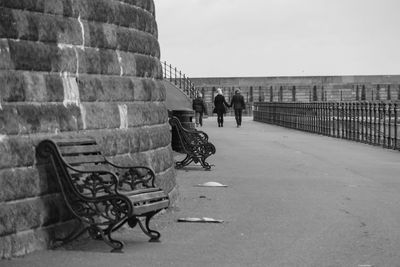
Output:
top-left (394, 103), bottom-right (398, 150)
top-left (387, 103), bottom-right (392, 148)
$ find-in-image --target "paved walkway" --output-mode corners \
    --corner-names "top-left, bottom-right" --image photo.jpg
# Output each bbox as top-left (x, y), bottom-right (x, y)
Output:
top-left (3, 117), bottom-right (400, 267)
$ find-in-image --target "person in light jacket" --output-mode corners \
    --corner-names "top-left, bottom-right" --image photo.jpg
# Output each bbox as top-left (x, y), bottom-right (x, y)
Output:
top-left (213, 88), bottom-right (229, 127)
top-left (192, 92), bottom-right (207, 127)
top-left (229, 89), bottom-right (246, 127)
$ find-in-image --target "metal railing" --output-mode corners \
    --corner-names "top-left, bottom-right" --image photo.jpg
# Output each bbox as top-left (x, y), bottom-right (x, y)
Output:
top-left (161, 61), bottom-right (197, 99)
top-left (253, 102), bottom-right (400, 150)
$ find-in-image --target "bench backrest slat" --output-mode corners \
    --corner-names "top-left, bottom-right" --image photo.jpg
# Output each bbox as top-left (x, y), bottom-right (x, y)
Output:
top-left (63, 154), bottom-right (105, 165)
top-left (52, 138), bottom-right (106, 166)
top-left (58, 145), bottom-right (101, 155)
top-left (55, 138), bottom-right (97, 146)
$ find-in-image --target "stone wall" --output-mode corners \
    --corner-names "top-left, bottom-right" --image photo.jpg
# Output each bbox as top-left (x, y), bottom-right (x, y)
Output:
top-left (0, 0), bottom-right (177, 258)
top-left (192, 76), bottom-right (400, 113)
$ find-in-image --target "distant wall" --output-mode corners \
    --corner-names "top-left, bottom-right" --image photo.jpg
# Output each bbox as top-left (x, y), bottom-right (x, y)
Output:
top-left (192, 76), bottom-right (400, 113)
top-left (0, 0), bottom-right (176, 258)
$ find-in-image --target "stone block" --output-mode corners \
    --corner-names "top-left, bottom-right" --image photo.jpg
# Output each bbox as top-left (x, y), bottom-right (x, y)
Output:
top-left (149, 102), bottom-right (169, 124)
top-left (74, 0), bottom-right (113, 24)
top-left (0, 135), bottom-right (36, 169)
top-left (96, 129), bottom-right (133, 156)
top-left (8, 40), bottom-right (57, 72)
top-left (108, 151), bottom-right (148, 168)
top-left (84, 21), bottom-right (117, 50)
top-left (0, 7), bottom-right (18, 39)
top-left (0, 71), bottom-right (63, 102)
top-left (119, 0), bottom-right (155, 16)
top-left (52, 46), bottom-right (77, 73)
top-left (77, 75), bottom-right (135, 102)
top-left (116, 3), bottom-right (138, 29)
top-left (77, 47), bottom-right (100, 74)
top-left (0, 40), bottom-right (14, 70)
top-left (0, 71), bottom-right (26, 101)
top-left (0, 0), bottom-right (74, 17)
top-left (133, 77), bottom-right (150, 101)
top-left (80, 102), bottom-right (120, 130)
top-left (134, 54), bottom-right (162, 78)
top-left (43, 73), bottom-right (64, 102)
top-left (99, 49), bottom-right (120, 75)
top-left (155, 166), bottom-right (176, 193)
top-left (22, 72), bottom-right (47, 102)
top-left (148, 124), bottom-right (171, 149)
top-left (42, 0), bottom-right (64, 16)
top-left (78, 48), bottom-right (119, 75)
top-left (149, 146), bottom-right (174, 173)
top-left (0, 220), bottom-right (78, 259)
top-left (10, 8), bottom-right (40, 41)
top-left (0, 167), bottom-right (58, 202)
top-left (0, 103), bottom-right (82, 135)
top-left (126, 103), bottom-right (146, 127)
top-left (141, 79), bottom-right (166, 101)
top-left (0, 71), bottom-right (64, 102)
top-left (115, 27), bottom-right (160, 57)
top-left (0, 194), bottom-right (69, 237)
top-left (119, 51), bottom-right (137, 77)
top-left (38, 15), bottom-right (82, 45)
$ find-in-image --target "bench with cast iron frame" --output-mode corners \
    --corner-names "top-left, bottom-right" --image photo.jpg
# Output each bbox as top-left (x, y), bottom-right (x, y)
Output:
top-left (37, 138), bottom-right (169, 252)
top-left (169, 116), bottom-right (216, 170)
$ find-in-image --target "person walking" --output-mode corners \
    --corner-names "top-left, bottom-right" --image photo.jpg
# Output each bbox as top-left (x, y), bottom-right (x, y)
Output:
top-left (213, 88), bottom-right (229, 127)
top-left (192, 92), bottom-right (207, 127)
top-left (230, 89), bottom-right (246, 127)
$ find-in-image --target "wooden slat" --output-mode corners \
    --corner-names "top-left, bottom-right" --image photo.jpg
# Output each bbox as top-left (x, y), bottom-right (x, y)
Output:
top-left (55, 138), bottom-right (96, 146)
top-left (121, 188), bottom-right (161, 195)
top-left (59, 145), bottom-right (101, 155)
top-left (125, 190), bottom-right (168, 203)
top-left (132, 199), bottom-right (170, 215)
top-left (63, 155), bottom-right (105, 165)
top-left (73, 164), bottom-right (110, 173)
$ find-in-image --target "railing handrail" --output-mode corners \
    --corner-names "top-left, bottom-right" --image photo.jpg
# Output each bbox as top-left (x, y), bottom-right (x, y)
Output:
top-left (161, 61), bottom-right (197, 99)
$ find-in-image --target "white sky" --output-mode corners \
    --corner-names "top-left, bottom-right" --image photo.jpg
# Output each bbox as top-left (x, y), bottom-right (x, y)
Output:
top-left (154, 0), bottom-right (400, 78)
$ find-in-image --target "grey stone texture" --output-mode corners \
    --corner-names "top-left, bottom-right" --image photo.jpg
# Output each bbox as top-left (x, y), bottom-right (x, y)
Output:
top-left (0, 0), bottom-right (175, 259)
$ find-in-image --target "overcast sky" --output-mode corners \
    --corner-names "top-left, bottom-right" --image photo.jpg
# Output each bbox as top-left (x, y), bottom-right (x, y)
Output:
top-left (154, 0), bottom-right (400, 78)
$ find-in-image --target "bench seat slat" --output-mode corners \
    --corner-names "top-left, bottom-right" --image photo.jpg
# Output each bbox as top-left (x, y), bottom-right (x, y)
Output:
top-left (63, 155), bottom-right (105, 165)
top-left (125, 190), bottom-right (168, 203)
top-left (59, 145), bottom-right (101, 155)
top-left (132, 199), bottom-right (170, 215)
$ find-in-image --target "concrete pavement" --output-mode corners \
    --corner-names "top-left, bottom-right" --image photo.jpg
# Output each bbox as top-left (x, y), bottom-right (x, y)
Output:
top-left (2, 116), bottom-right (400, 266)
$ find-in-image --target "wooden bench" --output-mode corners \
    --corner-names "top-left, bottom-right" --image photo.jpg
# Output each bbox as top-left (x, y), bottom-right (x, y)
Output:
top-left (36, 138), bottom-right (169, 252)
top-left (169, 116), bottom-right (216, 170)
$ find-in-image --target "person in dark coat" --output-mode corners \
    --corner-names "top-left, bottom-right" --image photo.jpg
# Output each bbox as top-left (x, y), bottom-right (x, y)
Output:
top-left (213, 88), bottom-right (229, 127)
top-left (192, 92), bottom-right (207, 127)
top-left (230, 89), bottom-right (246, 127)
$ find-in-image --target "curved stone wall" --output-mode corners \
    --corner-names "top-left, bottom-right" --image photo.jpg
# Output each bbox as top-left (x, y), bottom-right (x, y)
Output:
top-left (0, 0), bottom-right (176, 258)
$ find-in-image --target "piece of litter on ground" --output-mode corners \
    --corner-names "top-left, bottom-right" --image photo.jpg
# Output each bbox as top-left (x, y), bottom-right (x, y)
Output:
top-left (195, 181), bottom-right (228, 187)
top-left (177, 217), bottom-right (224, 223)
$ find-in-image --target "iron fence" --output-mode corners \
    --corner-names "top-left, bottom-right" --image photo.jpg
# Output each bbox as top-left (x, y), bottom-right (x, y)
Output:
top-left (161, 61), bottom-right (197, 99)
top-left (253, 102), bottom-right (400, 150)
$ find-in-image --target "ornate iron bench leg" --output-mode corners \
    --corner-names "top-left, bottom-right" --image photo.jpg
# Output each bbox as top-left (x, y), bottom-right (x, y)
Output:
top-left (200, 158), bottom-right (212, 170)
top-left (175, 154), bottom-right (193, 169)
top-left (101, 225), bottom-right (125, 253)
top-left (138, 211), bottom-right (161, 242)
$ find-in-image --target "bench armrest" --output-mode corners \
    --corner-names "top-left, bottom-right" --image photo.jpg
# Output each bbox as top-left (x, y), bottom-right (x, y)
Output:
top-left (105, 160), bottom-right (156, 190)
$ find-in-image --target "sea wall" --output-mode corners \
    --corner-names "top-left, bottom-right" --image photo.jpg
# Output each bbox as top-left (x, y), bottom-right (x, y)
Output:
top-left (192, 76), bottom-right (400, 115)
